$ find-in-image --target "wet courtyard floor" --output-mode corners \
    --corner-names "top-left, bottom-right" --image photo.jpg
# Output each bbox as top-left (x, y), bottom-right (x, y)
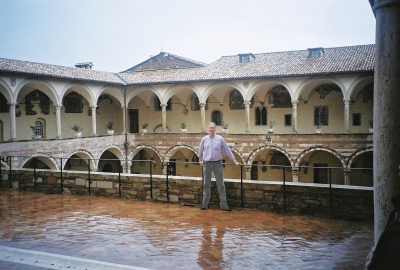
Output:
top-left (0, 190), bottom-right (373, 269)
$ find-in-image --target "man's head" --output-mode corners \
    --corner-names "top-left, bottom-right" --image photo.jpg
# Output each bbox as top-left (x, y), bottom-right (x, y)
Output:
top-left (208, 122), bottom-right (216, 136)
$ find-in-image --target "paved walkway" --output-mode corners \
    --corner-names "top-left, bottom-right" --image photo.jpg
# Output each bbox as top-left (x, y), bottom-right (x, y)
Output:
top-left (0, 190), bottom-right (373, 269)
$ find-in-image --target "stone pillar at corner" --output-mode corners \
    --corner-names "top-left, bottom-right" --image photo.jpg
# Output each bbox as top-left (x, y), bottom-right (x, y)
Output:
top-left (372, 0), bottom-right (400, 244)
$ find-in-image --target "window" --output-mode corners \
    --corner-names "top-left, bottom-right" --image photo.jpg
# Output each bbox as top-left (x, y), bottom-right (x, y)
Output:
top-left (314, 106), bottom-right (329, 126)
top-left (154, 96), bottom-right (171, 111)
top-left (229, 89), bottom-right (244, 110)
top-left (241, 55), bottom-right (250, 63)
top-left (284, 114), bottom-right (292, 126)
top-left (239, 53), bottom-right (255, 63)
top-left (352, 113), bottom-right (361, 126)
top-left (308, 47), bottom-right (324, 58)
top-left (64, 92), bottom-right (83, 113)
top-left (211, 110), bottom-right (222, 125)
top-left (255, 106), bottom-right (267, 125)
top-left (34, 120), bottom-right (44, 137)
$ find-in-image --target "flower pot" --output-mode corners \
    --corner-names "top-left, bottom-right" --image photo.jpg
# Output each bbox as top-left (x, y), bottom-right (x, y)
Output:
top-left (369, 128), bottom-right (373, 133)
top-left (75, 132), bottom-right (82, 138)
top-left (141, 129), bottom-right (147, 134)
top-left (181, 128), bottom-right (187, 133)
top-left (267, 128), bottom-right (274, 133)
top-left (315, 128), bottom-right (322, 134)
top-left (107, 129), bottom-right (114, 135)
top-left (222, 128), bottom-right (228, 134)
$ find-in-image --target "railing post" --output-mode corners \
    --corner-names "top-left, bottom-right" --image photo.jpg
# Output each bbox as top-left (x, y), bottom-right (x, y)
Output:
top-left (166, 162), bottom-right (170, 201)
top-left (149, 160), bottom-right (153, 199)
top-left (329, 167), bottom-right (332, 215)
top-left (33, 159), bottom-right (37, 191)
top-left (118, 160), bottom-right (122, 198)
top-left (283, 166), bottom-right (286, 212)
top-left (9, 157), bottom-right (12, 188)
top-left (60, 158), bottom-right (63, 193)
top-left (241, 164), bottom-right (243, 208)
top-left (88, 159), bottom-right (91, 194)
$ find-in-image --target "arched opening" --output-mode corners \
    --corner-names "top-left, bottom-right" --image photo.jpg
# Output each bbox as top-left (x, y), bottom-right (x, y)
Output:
top-left (252, 149), bottom-right (292, 181)
top-left (350, 151), bottom-right (373, 187)
top-left (298, 150), bottom-right (344, 184)
top-left (98, 150), bottom-right (122, 173)
top-left (65, 154), bottom-right (91, 171)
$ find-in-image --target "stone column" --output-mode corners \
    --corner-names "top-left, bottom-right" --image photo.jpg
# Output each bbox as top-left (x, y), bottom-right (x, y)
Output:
top-left (9, 103), bottom-right (17, 141)
top-left (54, 105), bottom-right (62, 139)
top-left (372, 0), bottom-right (400, 243)
top-left (244, 101), bottom-right (251, 134)
top-left (200, 103), bottom-right (206, 133)
top-left (121, 161), bottom-right (132, 174)
top-left (121, 105), bottom-right (127, 134)
top-left (344, 168), bottom-right (351, 185)
top-left (343, 99), bottom-right (350, 133)
top-left (292, 167), bottom-right (299, 182)
top-left (245, 165), bottom-right (252, 180)
top-left (90, 106), bottom-right (97, 136)
top-left (161, 104), bottom-right (167, 132)
top-left (291, 100), bottom-right (298, 134)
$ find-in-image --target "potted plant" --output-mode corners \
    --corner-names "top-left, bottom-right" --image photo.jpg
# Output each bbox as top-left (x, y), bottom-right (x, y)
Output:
top-left (30, 126), bottom-right (42, 139)
top-left (141, 123), bottom-right (148, 133)
top-left (268, 121), bottom-right (277, 133)
top-left (180, 122), bottom-right (187, 133)
top-left (106, 121), bottom-right (114, 135)
top-left (71, 124), bottom-right (83, 137)
top-left (222, 122), bottom-right (229, 134)
top-left (315, 123), bottom-right (322, 134)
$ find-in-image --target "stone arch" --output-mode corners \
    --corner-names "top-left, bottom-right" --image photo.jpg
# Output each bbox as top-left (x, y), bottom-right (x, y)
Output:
top-left (295, 77), bottom-right (345, 102)
top-left (19, 153), bottom-right (58, 170)
top-left (165, 144), bottom-right (198, 162)
top-left (97, 146), bottom-right (125, 173)
top-left (202, 82), bottom-right (242, 105)
top-left (295, 146), bottom-right (346, 168)
top-left (347, 75), bottom-right (374, 101)
top-left (247, 145), bottom-right (294, 166)
top-left (0, 78), bottom-right (13, 104)
top-left (229, 147), bottom-right (245, 164)
top-left (61, 83), bottom-right (95, 107)
top-left (65, 150), bottom-right (96, 171)
top-left (96, 86), bottom-right (124, 106)
top-left (347, 147), bottom-right (373, 168)
top-left (129, 144), bottom-right (162, 162)
top-left (15, 79), bottom-right (59, 105)
top-left (248, 80), bottom-right (293, 105)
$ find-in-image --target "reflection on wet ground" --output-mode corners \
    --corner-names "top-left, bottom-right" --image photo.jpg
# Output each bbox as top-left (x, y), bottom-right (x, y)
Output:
top-left (0, 190), bottom-right (373, 269)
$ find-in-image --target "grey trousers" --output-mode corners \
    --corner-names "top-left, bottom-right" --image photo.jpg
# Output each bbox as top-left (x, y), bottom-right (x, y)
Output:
top-left (201, 161), bottom-right (229, 209)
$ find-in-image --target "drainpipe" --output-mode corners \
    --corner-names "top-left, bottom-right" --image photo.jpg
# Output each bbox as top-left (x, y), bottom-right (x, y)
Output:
top-left (124, 87), bottom-right (129, 173)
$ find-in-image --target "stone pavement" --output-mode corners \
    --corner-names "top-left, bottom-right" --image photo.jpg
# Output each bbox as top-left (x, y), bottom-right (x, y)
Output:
top-left (0, 190), bottom-right (373, 269)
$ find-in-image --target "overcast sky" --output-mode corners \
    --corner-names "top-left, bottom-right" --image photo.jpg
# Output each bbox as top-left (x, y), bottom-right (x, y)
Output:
top-left (0, 0), bottom-right (376, 72)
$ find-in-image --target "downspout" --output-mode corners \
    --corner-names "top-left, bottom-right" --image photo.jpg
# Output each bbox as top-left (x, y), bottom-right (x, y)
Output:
top-left (124, 87), bottom-right (129, 173)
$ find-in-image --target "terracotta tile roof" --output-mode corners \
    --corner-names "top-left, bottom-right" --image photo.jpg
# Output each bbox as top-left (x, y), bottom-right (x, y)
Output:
top-left (119, 44), bottom-right (375, 85)
top-left (0, 44), bottom-right (374, 86)
top-left (0, 58), bottom-right (124, 85)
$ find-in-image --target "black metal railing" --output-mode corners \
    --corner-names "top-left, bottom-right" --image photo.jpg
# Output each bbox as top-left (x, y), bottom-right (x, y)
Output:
top-left (0, 155), bottom-right (372, 216)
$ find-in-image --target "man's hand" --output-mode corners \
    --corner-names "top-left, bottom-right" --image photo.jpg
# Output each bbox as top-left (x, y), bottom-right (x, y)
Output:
top-left (235, 161), bottom-right (240, 166)
top-left (199, 161), bottom-right (203, 167)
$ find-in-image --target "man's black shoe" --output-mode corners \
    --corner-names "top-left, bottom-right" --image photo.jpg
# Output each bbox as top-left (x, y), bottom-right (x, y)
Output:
top-left (200, 207), bottom-right (207, 210)
top-left (222, 208), bottom-right (231, 211)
